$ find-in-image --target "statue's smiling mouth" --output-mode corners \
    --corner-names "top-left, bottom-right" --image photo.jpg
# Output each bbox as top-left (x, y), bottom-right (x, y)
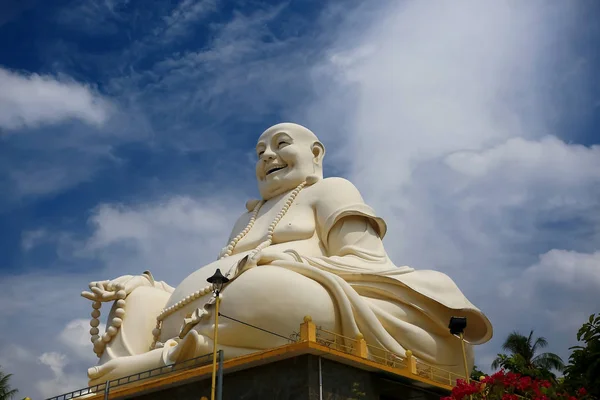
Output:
top-left (266, 164), bottom-right (288, 176)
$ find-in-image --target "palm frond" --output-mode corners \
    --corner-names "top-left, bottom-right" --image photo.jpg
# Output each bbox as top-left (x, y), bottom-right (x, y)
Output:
top-left (0, 388), bottom-right (19, 399)
top-left (0, 370), bottom-right (18, 400)
top-left (502, 331), bottom-right (532, 361)
top-left (531, 336), bottom-right (549, 353)
top-left (532, 352), bottom-right (565, 372)
top-left (491, 355), bottom-right (503, 370)
top-left (0, 372), bottom-right (12, 388)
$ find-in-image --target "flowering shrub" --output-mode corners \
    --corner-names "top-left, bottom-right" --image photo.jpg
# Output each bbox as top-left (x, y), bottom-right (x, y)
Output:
top-left (442, 370), bottom-right (590, 400)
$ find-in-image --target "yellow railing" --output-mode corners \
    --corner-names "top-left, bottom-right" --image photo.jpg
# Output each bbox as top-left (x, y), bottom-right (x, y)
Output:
top-left (415, 359), bottom-right (464, 386)
top-left (299, 315), bottom-right (464, 388)
top-left (365, 343), bottom-right (407, 370)
top-left (314, 327), bottom-right (357, 354)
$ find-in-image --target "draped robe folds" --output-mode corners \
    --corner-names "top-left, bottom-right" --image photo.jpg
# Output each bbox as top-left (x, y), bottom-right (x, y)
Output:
top-left (158, 177), bottom-right (492, 373)
top-left (90, 178), bottom-right (492, 383)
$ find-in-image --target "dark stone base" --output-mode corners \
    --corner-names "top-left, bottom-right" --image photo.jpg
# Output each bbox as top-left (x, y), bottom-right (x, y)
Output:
top-left (131, 355), bottom-right (447, 400)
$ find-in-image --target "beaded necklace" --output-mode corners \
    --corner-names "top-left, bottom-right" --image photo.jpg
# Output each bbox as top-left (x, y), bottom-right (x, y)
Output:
top-left (89, 180), bottom-right (309, 356)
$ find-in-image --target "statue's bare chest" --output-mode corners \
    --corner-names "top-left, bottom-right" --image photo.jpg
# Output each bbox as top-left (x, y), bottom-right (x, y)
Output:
top-left (234, 194), bottom-right (316, 251)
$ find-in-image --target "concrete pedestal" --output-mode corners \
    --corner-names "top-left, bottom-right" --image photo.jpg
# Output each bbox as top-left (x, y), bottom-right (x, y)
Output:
top-left (130, 354), bottom-right (448, 400)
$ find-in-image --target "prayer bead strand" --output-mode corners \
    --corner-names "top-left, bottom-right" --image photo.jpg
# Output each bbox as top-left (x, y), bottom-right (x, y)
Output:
top-left (150, 180), bottom-right (308, 349)
top-left (89, 286), bottom-right (127, 358)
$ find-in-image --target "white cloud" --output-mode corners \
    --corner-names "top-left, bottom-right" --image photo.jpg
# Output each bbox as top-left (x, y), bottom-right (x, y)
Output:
top-left (37, 351), bottom-right (88, 398)
top-left (59, 319), bottom-right (106, 363)
top-left (309, 1), bottom-right (572, 192)
top-left (446, 136), bottom-right (600, 183)
top-left (0, 273), bottom-right (102, 398)
top-left (56, 0), bottom-right (130, 35)
top-left (0, 67), bottom-right (112, 131)
top-left (158, 0), bottom-right (217, 42)
top-left (0, 192), bottom-right (246, 397)
top-left (21, 229), bottom-right (49, 251)
top-left (3, 1), bottom-right (598, 395)
top-left (38, 352), bottom-right (67, 377)
top-left (303, 0), bottom-right (597, 370)
top-left (493, 249), bottom-right (600, 364)
top-left (524, 250), bottom-right (600, 290)
top-left (9, 166), bottom-right (97, 197)
top-left (510, 249), bottom-right (600, 296)
top-left (83, 194), bottom-right (242, 282)
top-left (0, 344), bottom-right (37, 366)
top-left (108, 3), bottom-right (307, 152)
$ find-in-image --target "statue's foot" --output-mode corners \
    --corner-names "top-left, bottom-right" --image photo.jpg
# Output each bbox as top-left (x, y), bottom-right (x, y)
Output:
top-left (168, 330), bottom-right (256, 363)
top-left (88, 349), bottom-right (165, 385)
top-left (88, 361), bottom-right (118, 381)
top-left (87, 331), bottom-right (263, 386)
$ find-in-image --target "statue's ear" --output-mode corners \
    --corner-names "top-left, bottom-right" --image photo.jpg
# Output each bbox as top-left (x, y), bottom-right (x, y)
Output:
top-left (246, 199), bottom-right (261, 212)
top-left (311, 141), bottom-right (325, 164)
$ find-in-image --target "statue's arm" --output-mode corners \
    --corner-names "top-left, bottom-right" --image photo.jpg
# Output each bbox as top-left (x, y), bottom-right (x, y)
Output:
top-left (313, 177), bottom-right (389, 261)
top-left (143, 270), bottom-right (175, 293)
top-left (82, 270), bottom-right (173, 303)
top-left (241, 180), bottom-right (390, 268)
top-left (326, 215), bottom-right (388, 259)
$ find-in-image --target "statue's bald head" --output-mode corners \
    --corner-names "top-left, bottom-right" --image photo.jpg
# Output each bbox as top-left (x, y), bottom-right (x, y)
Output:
top-left (255, 123), bottom-right (325, 199)
top-left (258, 123), bottom-right (320, 144)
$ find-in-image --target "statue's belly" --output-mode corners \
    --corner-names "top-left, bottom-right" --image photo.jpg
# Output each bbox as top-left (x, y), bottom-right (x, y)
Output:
top-left (160, 252), bottom-right (250, 339)
top-left (159, 251), bottom-right (338, 347)
top-left (169, 252), bottom-right (250, 306)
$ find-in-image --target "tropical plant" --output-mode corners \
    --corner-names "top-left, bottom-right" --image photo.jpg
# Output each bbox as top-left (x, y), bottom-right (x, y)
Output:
top-left (0, 367), bottom-right (18, 400)
top-left (471, 365), bottom-right (486, 381)
top-left (442, 370), bottom-right (589, 400)
top-left (563, 314), bottom-right (600, 399)
top-left (491, 330), bottom-right (565, 380)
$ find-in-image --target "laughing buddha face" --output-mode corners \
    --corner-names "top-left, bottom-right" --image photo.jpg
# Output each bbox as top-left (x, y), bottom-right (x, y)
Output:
top-left (255, 123), bottom-right (325, 200)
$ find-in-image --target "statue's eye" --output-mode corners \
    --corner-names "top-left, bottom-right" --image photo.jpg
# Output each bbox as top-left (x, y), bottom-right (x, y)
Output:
top-left (278, 141), bottom-right (289, 149)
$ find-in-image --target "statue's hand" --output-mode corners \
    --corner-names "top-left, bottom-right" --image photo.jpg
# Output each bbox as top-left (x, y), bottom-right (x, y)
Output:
top-left (225, 250), bottom-right (301, 281)
top-left (81, 273), bottom-right (154, 302)
top-left (247, 248), bottom-right (298, 267)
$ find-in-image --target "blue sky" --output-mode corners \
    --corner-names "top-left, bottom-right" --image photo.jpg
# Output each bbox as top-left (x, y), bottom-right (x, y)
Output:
top-left (1, 1), bottom-right (599, 398)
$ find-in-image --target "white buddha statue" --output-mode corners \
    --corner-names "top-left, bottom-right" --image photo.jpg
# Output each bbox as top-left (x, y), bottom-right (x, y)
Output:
top-left (82, 123), bottom-right (492, 384)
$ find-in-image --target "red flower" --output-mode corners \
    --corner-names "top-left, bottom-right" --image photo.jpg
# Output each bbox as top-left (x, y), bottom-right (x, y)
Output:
top-left (532, 381), bottom-right (542, 396)
top-left (444, 370), bottom-right (583, 400)
top-left (450, 379), bottom-right (482, 400)
top-left (490, 369), bottom-right (506, 383)
top-left (504, 372), bottom-right (520, 387)
top-left (516, 376), bottom-right (532, 391)
top-left (540, 380), bottom-right (552, 389)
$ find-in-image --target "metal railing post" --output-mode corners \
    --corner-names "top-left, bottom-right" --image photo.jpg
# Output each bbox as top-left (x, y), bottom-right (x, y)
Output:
top-left (217, 349), bottom-right (224, 400)
top-left (103, 380), bottom-right (110, 400)
top-left (459, 332), bottom-right (470, 384)
top-left (210, 295), bottom-right (222, 400)
top-left (300, 315), bottom-right (316, 342)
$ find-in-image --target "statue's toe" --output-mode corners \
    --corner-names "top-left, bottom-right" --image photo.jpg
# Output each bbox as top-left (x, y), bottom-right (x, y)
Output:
top-left (87, 366), bottom-right (101, 379)
top-left (88, 362), bottom-right (118, 381)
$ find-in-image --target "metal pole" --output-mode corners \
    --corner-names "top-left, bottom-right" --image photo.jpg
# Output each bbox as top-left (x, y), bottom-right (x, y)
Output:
top-left (210, 294), bottom-right (221, 400)
top-left (217, 349), bottom-right (224, 400)
top-left (318, 356), bottom-right (323, 400)
top-left (104, 380), bottom-right (110, 400)
top-left (459, 332), bottom-right (473, 400)
top-left (459, 332), bottom-right (470, 384)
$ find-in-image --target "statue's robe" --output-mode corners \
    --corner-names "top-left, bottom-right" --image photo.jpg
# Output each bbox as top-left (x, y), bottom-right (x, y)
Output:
top-left (161, 177), bottom-right (492, 373)
top-left (94, 177), bottom-right (492, 382)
